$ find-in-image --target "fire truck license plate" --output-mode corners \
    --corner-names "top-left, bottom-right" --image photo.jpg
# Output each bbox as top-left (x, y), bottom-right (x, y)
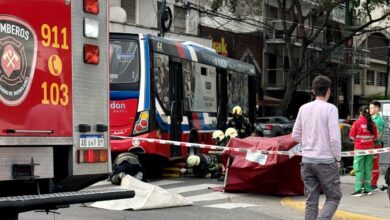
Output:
top-left (80, 135), bottom-right (104, 148)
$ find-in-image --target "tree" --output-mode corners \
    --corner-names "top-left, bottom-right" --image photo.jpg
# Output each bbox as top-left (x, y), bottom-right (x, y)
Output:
top-left (274, 0), bottom-right (390, 115)
top-left (212, 0), bottom-right (390, 115)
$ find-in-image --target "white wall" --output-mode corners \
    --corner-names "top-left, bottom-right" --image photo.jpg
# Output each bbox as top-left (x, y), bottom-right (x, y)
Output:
top-left (110, 23), bottom-right (212, 47)
top-left (109, 0), bottom-right (210, 47)
top-left (138, 0), bottom-right (158, 28)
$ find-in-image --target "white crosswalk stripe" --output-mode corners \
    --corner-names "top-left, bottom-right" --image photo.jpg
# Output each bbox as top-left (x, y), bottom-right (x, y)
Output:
top-left (157, 181), bottom-right (261, 210)
top-left (185, 191), bottom-right (244, 203)
top-left (151, 180), bottom-right (184, 186)
top-left (166, 184), bottom-right (221, 194)
top-left (89, 178), bottom-right (261, 210)
top-left (204, 203), bottom-right (263, 209)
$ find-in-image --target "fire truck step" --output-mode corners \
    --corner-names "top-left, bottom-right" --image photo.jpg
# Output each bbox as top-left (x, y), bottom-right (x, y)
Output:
top-left (0, 188), bottom-right (135, 211)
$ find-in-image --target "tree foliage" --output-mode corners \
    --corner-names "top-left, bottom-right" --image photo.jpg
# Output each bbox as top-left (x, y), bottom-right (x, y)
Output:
top-left (212, 0), bottom-right (390, 115)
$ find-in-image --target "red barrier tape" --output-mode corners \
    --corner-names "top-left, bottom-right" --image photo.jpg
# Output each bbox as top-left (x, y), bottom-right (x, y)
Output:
top-left (112, 136), bottom-right (390, 158)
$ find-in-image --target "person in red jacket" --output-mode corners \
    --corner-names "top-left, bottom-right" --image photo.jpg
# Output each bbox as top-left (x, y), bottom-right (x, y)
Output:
top-left (349, 105), bottom-right (378, 197)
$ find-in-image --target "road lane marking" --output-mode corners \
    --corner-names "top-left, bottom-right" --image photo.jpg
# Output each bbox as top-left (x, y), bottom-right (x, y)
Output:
top-left (204, 203), bottom-right (262, 209)
top-left (166, 184), bottom-right (222, 194)
top-left (281, 197), bottom-right (387, 220)
top-left (151, 180), bottom-right (184, 186)
top-left (186, 192), bottom-right (245, 202)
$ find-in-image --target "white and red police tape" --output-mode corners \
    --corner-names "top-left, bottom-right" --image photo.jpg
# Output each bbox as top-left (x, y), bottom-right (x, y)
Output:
top-left (111, 136), bottom-right (390, 158)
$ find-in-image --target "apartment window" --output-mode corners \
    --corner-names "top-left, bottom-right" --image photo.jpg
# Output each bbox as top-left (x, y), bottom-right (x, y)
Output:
top-left (366, 70), bottom-right (375, 85)
top-left (269, 6), bottom-right (278, 19)
top-left (354, 72), bottom-right (360, 84)
top-left (174, 6), bottom-right (186, 33)
top-left (377, 72), bottom-right (386, 87)
top-left (122, 0), bottom-right (136, 24)
top-left (267, 54), bottom-right (277, 85)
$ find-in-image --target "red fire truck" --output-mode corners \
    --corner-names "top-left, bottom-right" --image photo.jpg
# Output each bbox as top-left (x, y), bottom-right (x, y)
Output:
top-left (0, 0), bottom-right (133, 217)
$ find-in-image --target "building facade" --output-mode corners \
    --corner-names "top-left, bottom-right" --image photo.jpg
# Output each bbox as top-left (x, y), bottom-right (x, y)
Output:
top-left (109, 0), bottom-right (390, 117)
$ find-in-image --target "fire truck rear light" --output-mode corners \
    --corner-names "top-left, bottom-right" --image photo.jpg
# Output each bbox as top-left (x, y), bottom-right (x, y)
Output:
top-left (78, 149), bottom-right (108, 163)
top-left (84, 44), bottom-right (100, 64)
top-left (84, 18), bottom-right (99, 38)
top-left (84, 0), bottom-right (99, 14)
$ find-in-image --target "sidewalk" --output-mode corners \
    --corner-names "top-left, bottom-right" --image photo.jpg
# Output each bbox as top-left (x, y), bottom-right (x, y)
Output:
top-left (281, 175), bottom-right (390, 220)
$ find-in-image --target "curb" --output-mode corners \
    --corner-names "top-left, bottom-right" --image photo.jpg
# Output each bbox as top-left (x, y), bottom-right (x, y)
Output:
top-left (280, 197), bottom-right (387, 220)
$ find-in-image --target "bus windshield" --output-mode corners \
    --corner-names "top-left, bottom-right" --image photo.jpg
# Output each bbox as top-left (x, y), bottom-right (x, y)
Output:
top-left (110, 40), bottom-right (140, 88)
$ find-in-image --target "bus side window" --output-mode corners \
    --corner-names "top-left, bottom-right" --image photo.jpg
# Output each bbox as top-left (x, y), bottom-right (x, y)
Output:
top-left (154, 53), bottom-right (170, 111)
top-left (183, 61), bottom-right (194, 112)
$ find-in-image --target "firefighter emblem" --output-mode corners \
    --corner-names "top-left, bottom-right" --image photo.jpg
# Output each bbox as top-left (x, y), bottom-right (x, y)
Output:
top-left (0, 16), bottom-right (37, 106)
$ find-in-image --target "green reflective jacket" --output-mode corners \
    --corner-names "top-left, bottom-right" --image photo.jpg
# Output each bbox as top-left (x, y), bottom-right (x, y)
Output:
top-left (372, 114), bottom-right (385, 146)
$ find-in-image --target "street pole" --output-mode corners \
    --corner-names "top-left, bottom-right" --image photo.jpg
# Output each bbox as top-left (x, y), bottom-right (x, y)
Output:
top-left (261, 0), bottom-right (267, 116)
top-left (158, 0), bottom-right (167, 37)
top-left (385, 47), bottom-right (390, 98)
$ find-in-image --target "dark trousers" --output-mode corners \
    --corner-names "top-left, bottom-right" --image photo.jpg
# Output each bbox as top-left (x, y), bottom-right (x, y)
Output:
top-left (301, 163), bottom-right (342, 220)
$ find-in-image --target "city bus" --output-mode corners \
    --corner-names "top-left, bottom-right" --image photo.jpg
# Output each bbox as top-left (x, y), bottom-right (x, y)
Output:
top-left (109, 33), bottom-right (256, 174)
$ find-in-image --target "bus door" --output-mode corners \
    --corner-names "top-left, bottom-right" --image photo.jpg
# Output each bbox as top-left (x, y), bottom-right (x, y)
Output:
top-left (217, 69), bottom-right (228, 130)
top-left (169, 59), bottom-right (183, 158)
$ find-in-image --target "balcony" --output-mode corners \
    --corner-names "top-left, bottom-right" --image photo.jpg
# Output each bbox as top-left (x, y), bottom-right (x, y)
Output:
top-left (329, 45), bottom-right (370, 67)
top-left (266, 20), bottom-right (324, 50)
top-left (263, 69), bottom-right (287, 90)
top-left (263, 69), bottom-right (310, 91)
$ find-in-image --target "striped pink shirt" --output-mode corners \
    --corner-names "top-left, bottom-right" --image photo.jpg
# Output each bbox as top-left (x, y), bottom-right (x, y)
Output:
top-left (292, 99), bottom-right (341, 161)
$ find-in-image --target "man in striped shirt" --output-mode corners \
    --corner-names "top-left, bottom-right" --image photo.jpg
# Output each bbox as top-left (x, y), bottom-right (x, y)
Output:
top-left (292, 75), bottom-right (342, 220)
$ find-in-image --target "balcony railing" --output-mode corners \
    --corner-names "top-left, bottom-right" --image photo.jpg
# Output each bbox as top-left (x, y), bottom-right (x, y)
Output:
top-left (264, 69), bottom-right (310, 90)
top-left (266, 20), bottom-right (324, 48)
top-left (329, 44), bottom-right (370, 67)
top-left (264, 69), bottom-right (287, 89)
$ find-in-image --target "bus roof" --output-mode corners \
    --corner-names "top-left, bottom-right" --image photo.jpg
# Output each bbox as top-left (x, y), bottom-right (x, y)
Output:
top-left (147, 35), bottom-right (256, 76)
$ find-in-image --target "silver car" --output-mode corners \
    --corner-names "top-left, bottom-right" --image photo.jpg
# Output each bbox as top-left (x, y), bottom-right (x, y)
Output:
top-left (255, 116), bottom-right (294, 137)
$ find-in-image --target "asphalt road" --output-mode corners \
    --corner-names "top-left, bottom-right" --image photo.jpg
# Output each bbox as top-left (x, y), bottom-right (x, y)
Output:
top-left (19, 175), bottom-right (390, 220)
top-left (19, 177), bottom-right (290, 220)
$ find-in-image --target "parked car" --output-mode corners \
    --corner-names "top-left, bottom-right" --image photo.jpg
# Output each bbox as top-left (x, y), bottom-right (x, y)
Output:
top-left (255, 116), bottom-right (294, 137)
top-left (340, 122), bottom-right (354, 169)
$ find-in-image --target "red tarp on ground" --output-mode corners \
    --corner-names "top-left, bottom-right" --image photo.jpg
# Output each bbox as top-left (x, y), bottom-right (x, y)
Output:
top-left (224, 135), bottom-right (304, 196)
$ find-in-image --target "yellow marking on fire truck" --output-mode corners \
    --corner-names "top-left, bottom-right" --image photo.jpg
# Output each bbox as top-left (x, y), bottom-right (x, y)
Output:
top-left (48, 54), bottom-right (62, 76)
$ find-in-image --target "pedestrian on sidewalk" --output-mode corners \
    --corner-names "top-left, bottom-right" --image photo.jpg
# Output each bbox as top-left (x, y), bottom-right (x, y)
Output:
top-left (349, 105), bottom-right (378, 197)
top-left (369, 101), bottom-right (385, 191)
top-left (292, 75), bottom-right (342, 220)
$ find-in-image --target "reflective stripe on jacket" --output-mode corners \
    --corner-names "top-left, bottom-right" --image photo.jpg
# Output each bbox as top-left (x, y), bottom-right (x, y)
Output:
top-left (349, 116), bottom-right (378, 150)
